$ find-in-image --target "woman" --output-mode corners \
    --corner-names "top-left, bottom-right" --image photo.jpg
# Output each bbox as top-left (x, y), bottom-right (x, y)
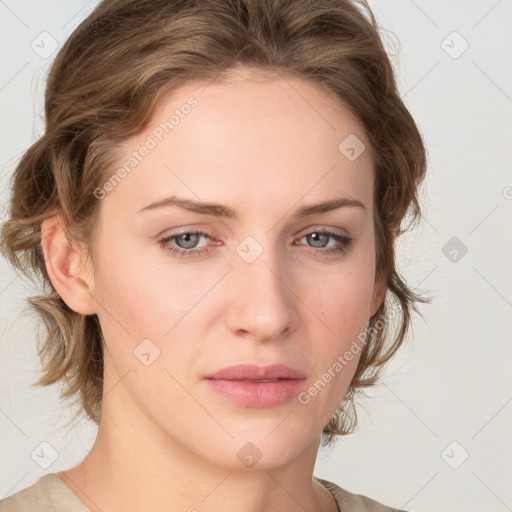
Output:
top-left (0, 0), bottom-right (428, 510)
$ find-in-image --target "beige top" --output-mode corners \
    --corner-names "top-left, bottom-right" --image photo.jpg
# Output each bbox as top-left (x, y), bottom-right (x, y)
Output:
top-left (0, 473), bottom-right (406, 511)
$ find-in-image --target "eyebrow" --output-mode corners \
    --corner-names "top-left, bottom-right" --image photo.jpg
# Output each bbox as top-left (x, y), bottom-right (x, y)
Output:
top-left (137, 195), bottom-right (366, 217)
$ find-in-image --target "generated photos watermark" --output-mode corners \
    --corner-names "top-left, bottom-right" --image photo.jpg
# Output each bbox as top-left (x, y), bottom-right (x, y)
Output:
top-left (93, 96), bottom-right (198, 200)
top-left (297, 300), bottom-right (400, 405)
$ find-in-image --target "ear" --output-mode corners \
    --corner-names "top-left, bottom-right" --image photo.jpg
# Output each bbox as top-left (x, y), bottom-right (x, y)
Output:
top-left (40, 213), bottom-right (97, 315)
top-left (369, 273), bottom-right (387, 318)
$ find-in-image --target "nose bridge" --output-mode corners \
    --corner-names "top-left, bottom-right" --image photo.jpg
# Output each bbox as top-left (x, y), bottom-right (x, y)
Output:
top-left (239, 233), bottom-right (289, 294)
top-left (226, 232), bottom-right (297, 339)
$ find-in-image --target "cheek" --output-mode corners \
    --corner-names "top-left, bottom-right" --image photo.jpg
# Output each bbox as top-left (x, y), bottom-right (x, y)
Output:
top-left (303, 256), bottom-right (376, 332)
top-left (93, 232), bottom-right (202, 331)
top-left (299, 247), bottom-right (376, 376)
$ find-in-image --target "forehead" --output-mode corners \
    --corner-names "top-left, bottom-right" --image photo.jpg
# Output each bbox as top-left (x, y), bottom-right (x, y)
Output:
top-left (108, 68), bottom-right (374, 215)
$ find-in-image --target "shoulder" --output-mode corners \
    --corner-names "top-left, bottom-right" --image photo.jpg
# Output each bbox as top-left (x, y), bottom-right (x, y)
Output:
top-left (0, 474), bottom-right (89, 512)
top-left (314, 475), bottom-right (409, 512)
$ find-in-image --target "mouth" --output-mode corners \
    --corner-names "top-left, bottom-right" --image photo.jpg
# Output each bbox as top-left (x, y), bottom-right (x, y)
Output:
top-left (203, 364), bottom-right (306, 407)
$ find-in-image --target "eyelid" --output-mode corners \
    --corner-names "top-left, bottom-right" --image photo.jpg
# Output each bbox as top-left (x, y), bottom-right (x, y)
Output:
top-left (297, 224), bottom-right (350, 237)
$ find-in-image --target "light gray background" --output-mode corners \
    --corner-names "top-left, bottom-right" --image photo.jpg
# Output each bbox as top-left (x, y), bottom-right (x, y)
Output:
top-left (1, 1), bottom-right (511, 511)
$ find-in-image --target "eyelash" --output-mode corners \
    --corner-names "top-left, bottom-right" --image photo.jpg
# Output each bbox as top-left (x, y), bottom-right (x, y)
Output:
top-left (158, 229), bottom-right (353, 259)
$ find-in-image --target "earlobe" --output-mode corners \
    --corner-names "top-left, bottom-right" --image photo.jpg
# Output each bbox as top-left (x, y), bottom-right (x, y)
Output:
top-left (40, 214), bottom-right (97, 315)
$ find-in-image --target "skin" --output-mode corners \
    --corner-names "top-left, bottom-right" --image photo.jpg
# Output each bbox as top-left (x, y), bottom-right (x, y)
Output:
top-left (41, 66), bottom-right (386, 512)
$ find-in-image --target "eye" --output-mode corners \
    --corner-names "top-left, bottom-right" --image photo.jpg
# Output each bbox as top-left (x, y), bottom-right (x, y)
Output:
top-left (296, 229), bottom-right (353, 256)
top-left (158, 228), bottom-right (353, 259)
top-left (158, 230), bottom-right (213, 259)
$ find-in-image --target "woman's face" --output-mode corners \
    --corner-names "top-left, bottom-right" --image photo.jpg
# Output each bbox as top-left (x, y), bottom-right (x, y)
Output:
top-left (88, 68), bottom-right (385, 468)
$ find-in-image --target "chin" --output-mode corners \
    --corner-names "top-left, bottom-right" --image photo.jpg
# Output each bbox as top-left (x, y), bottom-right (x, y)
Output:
top-left (194, 424), bottom-right (316, 471)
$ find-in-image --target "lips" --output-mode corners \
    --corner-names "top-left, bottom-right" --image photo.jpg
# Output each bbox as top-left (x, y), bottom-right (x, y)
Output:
top-left (204, 363), bottom-right (306, 381)
top-left (203, 364), bottom-right (307, 408)
top-left (204, 364), bottom-right (306, 407)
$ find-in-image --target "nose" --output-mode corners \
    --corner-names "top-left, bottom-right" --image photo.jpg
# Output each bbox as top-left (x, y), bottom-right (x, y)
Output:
top-left (224, 241), bottom-right (299, 342)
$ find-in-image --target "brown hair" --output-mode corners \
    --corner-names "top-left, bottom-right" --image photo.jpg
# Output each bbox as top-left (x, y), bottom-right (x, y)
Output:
top-left (0, 0), bottom-right (429, 447)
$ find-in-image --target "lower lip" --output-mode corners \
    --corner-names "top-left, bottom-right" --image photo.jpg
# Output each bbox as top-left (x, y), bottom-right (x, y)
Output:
top-left (204, 378), bottom-right (306, 407)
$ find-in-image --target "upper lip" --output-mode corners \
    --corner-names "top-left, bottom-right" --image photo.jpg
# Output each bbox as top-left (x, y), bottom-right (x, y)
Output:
top-left (205, 363), bottom-right (306, 380)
